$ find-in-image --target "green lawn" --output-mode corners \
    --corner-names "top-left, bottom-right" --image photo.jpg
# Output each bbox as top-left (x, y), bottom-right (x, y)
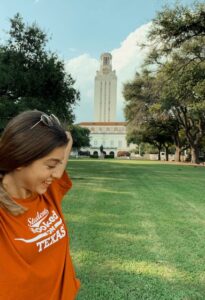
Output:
top-left (63, 159), bottom-right (205, 300)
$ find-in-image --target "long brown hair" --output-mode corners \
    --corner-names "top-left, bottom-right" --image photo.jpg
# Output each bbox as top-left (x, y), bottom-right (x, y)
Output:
top-left (0, 110), bottom-right (68, 215)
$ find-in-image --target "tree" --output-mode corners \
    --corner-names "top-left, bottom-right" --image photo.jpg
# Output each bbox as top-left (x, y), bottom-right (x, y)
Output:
top-left (123, 70), bottom-right (185, 161)
top-left (70, 125), bottom-right (90, 151)
top-left (124, 2), bottom-right (205, 163)
top-left (146, 2), bottom-right (205, 62)
top-left (123, 70), bottom-right (156, 129)
top-left (0, 14), bottom-right (80, 131)
top-left (143, 2), bottom-right (205, 163)
top-left (127, 118), bottom-right (174, 161)
top-left (156, 50), bottom-right (205, 163)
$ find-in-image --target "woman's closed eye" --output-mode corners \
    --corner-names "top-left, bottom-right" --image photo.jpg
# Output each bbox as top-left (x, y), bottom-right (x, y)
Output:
top-left (47, 165), bottom-right (57, 169)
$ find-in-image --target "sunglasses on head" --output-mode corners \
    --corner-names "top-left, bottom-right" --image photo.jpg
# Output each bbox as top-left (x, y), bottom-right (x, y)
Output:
top-left (30, 113), bottom-right (60, 129)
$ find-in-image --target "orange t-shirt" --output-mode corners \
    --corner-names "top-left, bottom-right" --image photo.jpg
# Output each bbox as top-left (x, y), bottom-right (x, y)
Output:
top-left (0, 171), bottom-right (80, 300)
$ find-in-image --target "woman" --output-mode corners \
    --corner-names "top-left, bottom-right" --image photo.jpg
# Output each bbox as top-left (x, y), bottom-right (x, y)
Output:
top-left (0, 110), bottom-right (80, 300)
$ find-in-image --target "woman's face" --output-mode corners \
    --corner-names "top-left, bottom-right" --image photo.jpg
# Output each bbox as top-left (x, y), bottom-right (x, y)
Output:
top-left (16, 145), bottom-right (67, 196)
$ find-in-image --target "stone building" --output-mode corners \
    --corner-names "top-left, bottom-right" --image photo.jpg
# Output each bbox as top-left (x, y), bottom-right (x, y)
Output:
top-left (94, 53), bottom-right (117, 122)
top-left (78, 53), bottom-right (136, 157)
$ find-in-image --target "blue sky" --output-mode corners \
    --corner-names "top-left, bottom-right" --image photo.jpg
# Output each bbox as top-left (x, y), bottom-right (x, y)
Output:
top-left (0, 0), bottom-right (198, 122)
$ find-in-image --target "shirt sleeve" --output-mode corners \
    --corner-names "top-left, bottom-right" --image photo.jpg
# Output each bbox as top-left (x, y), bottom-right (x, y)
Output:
top-left (45, 170), bottom-right (73, 204)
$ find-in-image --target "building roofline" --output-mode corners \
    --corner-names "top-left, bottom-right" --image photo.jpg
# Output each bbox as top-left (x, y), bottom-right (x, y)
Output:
top-left (77, 122), bottom-right (127, 126)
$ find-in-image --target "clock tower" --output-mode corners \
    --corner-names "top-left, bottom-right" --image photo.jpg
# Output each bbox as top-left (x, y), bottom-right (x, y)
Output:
top-left (94, 53), bottom-right (117, 122)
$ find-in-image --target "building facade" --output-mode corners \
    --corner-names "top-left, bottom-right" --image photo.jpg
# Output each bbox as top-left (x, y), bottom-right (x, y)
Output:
top-left (78, 122), bottom-right (132, 156)
top-left (78, 52), bottom-right (136, 157)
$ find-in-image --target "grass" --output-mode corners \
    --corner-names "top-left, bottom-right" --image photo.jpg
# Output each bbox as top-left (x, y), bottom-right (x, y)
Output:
top-left (62, 159), bottom-right (205, 300)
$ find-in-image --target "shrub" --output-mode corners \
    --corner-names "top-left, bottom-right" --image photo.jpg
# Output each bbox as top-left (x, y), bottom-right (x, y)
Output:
top-left (90, 152), bottom-right (99, 158)
top-left (78, 150), bottom-right (90, 156)
top-left (105, 153), bottom-right (114, 159)
top-left (117, 151), bottom-right (130, 157)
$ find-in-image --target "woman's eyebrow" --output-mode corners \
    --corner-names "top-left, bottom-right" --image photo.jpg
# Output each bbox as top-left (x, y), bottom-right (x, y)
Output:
top-left (46, 158), bottom-right (62, 163)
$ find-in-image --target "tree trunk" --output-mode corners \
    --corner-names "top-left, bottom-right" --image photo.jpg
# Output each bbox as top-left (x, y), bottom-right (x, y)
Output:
top-left (191, 146), bottom-right (200, 164)
top-left (175, 146), bottom-right (181, 162)
top-left (158, 147), bottom-right (161, 160)
top-left (165, 146), bottom-right (169, 161)
top-left (173, 131), bottom-right (181, 162)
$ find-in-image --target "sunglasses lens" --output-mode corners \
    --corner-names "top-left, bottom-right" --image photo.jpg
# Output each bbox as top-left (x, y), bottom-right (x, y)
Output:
top-left (50, 114), bottom-right (60, 125)
top-left (30, 113), bottom-right (60, 129)
top-left (41, 114), bottom-right (52, 126)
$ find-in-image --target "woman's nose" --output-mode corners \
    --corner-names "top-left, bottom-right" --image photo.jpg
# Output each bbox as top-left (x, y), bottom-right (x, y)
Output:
top-left (51, 167), bottom-right (62, 179)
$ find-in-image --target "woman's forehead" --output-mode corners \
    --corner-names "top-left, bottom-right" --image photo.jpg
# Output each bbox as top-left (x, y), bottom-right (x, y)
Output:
top-left (43, 146), bottom-right (66, 161)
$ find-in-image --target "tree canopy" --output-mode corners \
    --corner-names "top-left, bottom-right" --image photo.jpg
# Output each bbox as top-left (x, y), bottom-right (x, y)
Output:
top-left (124, 2), bottom-right (205, 163)
top-left (0, 13), bottom-right (80, 131)
top-left (70, 125), bottom-right (90, 150)
top-left (147, 2), bottom-right (205, 59)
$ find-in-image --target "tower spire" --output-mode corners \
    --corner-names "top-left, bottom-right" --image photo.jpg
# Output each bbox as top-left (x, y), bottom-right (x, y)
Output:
top-left (94, 53), bottom-right (117, 122)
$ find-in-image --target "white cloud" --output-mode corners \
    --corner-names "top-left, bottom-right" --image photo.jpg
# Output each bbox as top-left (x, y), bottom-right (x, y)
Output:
top-left (65, 23), bottom-right (152, 123)
top-left (65, 54), bottom-right (98, 122)
top-left (112, 23), bottom-right (152, 121)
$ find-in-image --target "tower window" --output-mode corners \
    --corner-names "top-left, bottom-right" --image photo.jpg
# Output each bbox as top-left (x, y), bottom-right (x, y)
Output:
top-left (103, 57), bottom-right (109, 65)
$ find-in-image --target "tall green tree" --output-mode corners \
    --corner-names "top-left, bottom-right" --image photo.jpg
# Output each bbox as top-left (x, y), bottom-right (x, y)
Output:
top-left (70, 125), bottom-right (90, 151)
top-left (0, 13), bottom-right (80, 131)
top-left (143, 2), bottom-right (205, 163)
top-left (123, 70), bottom-right (156, 127)
top-left (146, 2), bottom-right (205, 63)
top-left (156, 53), bottom-right (205, 163)
top-left (123, 70), bottom-right (186, 161)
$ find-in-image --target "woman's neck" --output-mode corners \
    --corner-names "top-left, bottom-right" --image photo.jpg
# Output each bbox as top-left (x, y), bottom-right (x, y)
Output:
top-left (2, 173), bottom-right (32, 199)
